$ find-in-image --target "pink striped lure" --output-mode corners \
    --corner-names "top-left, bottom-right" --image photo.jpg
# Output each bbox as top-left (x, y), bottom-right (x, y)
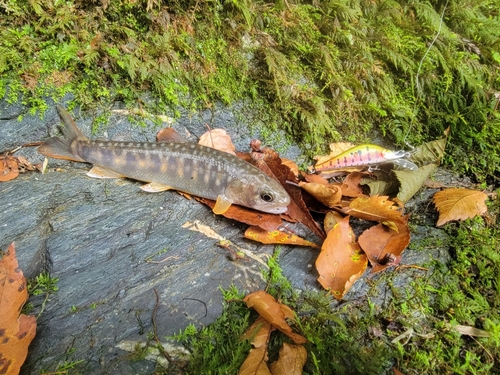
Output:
top-left (313, 144), bottom-right (417, 172)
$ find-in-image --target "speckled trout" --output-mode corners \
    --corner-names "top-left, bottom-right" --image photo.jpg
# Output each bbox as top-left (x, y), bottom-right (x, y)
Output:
top-left (38, 106), bottom-right (291, 214)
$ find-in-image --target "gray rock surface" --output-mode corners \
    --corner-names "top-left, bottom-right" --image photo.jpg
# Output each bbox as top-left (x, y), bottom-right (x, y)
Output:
top-left (0, 98), bottom-right (452, 374)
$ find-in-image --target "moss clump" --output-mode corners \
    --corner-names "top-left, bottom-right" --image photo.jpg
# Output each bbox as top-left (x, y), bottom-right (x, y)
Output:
top-left (1, 1), bottom-right (499, 179)
top-left (172, 213), bottom-right (500, 374)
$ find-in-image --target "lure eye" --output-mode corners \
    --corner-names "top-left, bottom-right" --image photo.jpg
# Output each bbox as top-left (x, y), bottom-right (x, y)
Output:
top-left (260, 192), bottom-right (274, 202)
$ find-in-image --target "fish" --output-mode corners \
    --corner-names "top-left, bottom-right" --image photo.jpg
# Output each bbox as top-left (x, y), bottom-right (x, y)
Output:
top-left (313, 144), bottom-right (418, 172)
top-left (38, 106), bottom-right (291, 214)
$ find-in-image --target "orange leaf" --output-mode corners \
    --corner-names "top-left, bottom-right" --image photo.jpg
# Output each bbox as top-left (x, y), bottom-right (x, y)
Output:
top-left (239, 316), bottom-right (273, 375)
top-left (340, 172), bottom-right (368, 197)
top-left (344, 195), bottom-right (406, 227)
top-left (323, 211), bottom-right (344, 234)
top-left (299, 182), bottom-right (342, 208)
top-left (432, 188), bottom-right (488, 227)
top-left (197, 198), bottom-right (282, 231)
top-left (358, 222), bottom-right (410, 273)
top-left (281, 158), bottom-right (299, 177)
top-left (315, 216), bottom-right (367, 299)
top-left (244, 291), bottom-right (308, 344)
top-left (0, 243), bottom-right (37, 375)
top-left (198, 129), bottom-right (237, 155)
top-left (244, 226), bottom-right (319, 248)
top-left (0, 156), bottom-right (20, 182)
top-left (269, 343), bottom-right (307, 375)
top-left (156, 127), bottom-right (188, 143)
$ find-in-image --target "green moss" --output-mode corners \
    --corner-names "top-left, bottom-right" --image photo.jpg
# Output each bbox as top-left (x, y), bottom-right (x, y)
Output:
top-left (170, 210), bottom-right (500, 374)
top-left (1, 0), bottom-right (498, 180)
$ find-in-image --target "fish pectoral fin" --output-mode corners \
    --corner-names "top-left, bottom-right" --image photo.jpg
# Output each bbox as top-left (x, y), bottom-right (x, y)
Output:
top-left (87, 166), bottom-right (125, 179)
top-left (140, 182), bottom-right (173, 193)
top-left (213, 195), bottom-right (232, 215)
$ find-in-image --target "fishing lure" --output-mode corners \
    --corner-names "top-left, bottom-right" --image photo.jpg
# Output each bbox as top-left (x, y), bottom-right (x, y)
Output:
top-left (313, 144), bottom-right (418, 172)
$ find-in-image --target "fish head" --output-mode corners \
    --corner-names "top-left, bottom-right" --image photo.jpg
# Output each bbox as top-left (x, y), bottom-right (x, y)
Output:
top-left (225, 177), bottom-right (291, 214)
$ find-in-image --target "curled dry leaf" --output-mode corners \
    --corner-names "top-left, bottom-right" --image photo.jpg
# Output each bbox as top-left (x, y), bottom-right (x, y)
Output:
top-left (0, 243), bottom-right (37, 375)
top-left (198, 129), bottom-right (237, 155)
top-left (341, 171), bottom-right (368, 197)
top-left (281, 158), bottom-right (299, 177)
top-left (0, 155), bottom-right (20, 182)
top-left (358, 222), bottom-right (410, 273)
top-left (244, 226), bottom-right (319, 248)
top-left (197, 198), bottom-right (282, 231)
top-left (394, 164), bottom-right (437, 203)
top-left (269, 343), bottom-right (307, 375)
top-left (315, 216), bottom-right (367, 299)
top-left (344, 195), bottom-right (406, 230)
top-left (244, 290), bottom-right (308, 344)
top-left (239, 317), bottom-right (273, 375)
top-left (432, 188), bottom-right (488, 227)
top-left (298, 181), bottom-right (342, 208)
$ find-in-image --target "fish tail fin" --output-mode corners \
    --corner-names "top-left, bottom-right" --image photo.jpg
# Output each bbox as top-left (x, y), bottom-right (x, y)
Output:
top-left (38, 105), bottom-right (87, 162)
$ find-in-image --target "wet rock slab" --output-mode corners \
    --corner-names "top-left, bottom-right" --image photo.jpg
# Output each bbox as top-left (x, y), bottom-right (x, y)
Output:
top-left (0, 99), bottom-right (453, 374)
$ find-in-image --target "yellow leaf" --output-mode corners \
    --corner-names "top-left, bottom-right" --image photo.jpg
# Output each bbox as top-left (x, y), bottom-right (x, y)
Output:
top-left (432, 188), bottom-right (488, 226)
top-left (269, 343), bottom-right (307, 375)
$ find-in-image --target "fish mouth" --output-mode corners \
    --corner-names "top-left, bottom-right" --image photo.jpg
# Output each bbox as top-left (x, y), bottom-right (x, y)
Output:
top-left (260, 205), bottom-right (289, 214)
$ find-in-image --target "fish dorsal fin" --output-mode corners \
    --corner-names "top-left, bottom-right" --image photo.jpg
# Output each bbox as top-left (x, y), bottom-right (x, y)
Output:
top-left (56, 105), bottom-right (88, 140)
top-left (156, 128), bottom-right (188, 143)
top-left (213, 195), bottom-right (232, 215)
top-left (87, 166), bottom-right (125, 179)
top-left (140, 182), bottom-right (173, 193)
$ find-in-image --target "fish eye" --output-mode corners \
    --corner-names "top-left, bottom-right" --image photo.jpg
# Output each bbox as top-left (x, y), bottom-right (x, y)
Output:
top-left (260, 192), bottom-right (274, 202)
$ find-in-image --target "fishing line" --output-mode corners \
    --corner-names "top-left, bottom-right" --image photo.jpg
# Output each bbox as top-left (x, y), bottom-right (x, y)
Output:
top-left (403, 0), bottom-right (449, 146)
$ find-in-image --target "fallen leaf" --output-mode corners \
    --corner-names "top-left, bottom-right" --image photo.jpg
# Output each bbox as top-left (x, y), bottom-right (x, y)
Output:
top-left (197, 198), bottom-right (282, 231)
top-left (198, 129), bottom-right (237, 155)
top-left (454, 324), bottom-right (490, 337)
top-left (0, 243), bottom-right (37, 375)
top-left (432, 188), bottom-right (488, 226)
top-left (315, 216), bottom-right (367, 299)
top-left (244, 226), bottom-right (319, 248)
top-left (239, 317), bottom-right (273, 375)
top-left (299, 181), bottom-right (342, 208)
top-left (0, 155), bottom-right (20, 182)
top-left (244, 291), bottom-right (308, 344)
top-left (344, 195), bottom-right (406, 228)
top-left (361, 170), bottom-right (400, 197)
top-left (358, 222), bottom-right (410, 273)
top-left (281, 158), bottom-right (299, 177)
top-left (394, 164), bottom-right (437, 203)
top-left (340, 172), bottom-right (368, 197)
top-left (301, 172), bottom-right (330, 185)
top-left (408, 128), bottom-right (449, 167)
top-left (323, 211), bottom-right (344, 234)
top-left (269, 343), bottom-right (307, 375)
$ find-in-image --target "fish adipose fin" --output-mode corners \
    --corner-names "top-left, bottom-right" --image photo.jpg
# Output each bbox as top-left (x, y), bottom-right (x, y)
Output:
top-left (87, 166), bottom-right (126, 179)
top-left (213, 195), bottom-right (232, 214)
top-left (38, 105), bottom-right (88, 162)
top-left (140, 182), bottom-right (173, 193)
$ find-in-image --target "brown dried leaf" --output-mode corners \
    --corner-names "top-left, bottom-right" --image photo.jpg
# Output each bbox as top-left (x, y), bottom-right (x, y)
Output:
top-left (281, 158), bottom-right (299, 177)
top-left (299, 182), bottom-right (342, 208)
top-left (344, 195), bottom-right (406, 227)
top-left (0, 155), bottom-right (20, 182)
top-left (269, 343), bottom-right (307, 375)
top-left (432, 188), bottom-right (488, 227)
top-left (316, 216), bottom-right (367, 299)
top-left (198, 129), bottom-right (237, 155)
top-left (0, 243), bottom-right (37, 374)
top-left (301, 172), bottom-right (330, 185)
top-left (244, 226), bottom-right (319, 248)
top-left (244, 291), bottom-right (308, 344)
top-left (341, 172), bottom-right (368, 197)
top-left (358, 222), bottom-right (410, 273)
top-left (197, 198), bottom-right (282, 231)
